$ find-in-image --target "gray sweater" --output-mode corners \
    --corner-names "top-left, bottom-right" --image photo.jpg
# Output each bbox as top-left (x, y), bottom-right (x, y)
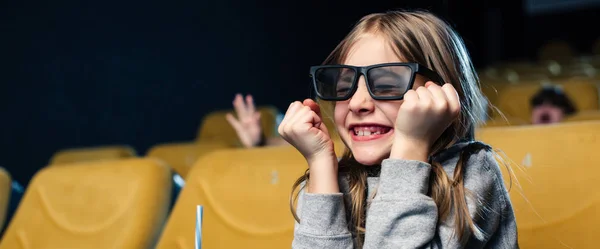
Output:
top-left (292, 142), bottom-right (518, 248)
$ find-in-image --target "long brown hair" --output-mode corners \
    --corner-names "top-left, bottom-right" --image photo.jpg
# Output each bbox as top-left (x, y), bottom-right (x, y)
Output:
top-left (290, 10), bottom-right (489, 246)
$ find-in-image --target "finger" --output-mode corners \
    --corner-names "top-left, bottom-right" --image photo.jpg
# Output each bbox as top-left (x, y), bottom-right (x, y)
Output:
top-left (252, 112), bottom-right (263, 134)
top-left (426, 81), bottom-right (449, 106)
top-left (233, 94), bottom-right (247, 118)
top-left (301, 100), bottom-right (323, 128)
top-left (403, 89), bottom-right (419, 105)
top-left (441, 83), bottom-right (460, 113)
top-left (309, 107), bottom-right (323, 126)
top-left (416, 86), bottom-right (433, 105)
top-left (287, 105), bottom-right (311, 129)
top-left (285, 101), bottom-right (303, 117)
top-left (280, 102), bottom-right (302, 132)
top-left (308, 110), bottom-right (328, 135)
top-left (289, 106), bottom-right (321, 134)
top-left (278, 103), bottom-right (293, 135)
top-left (254, 112), bottom-right (262, 122)
top-left (302, 99), bottom-right (321, 117)
top-left (246, 94), bottom-right (256, 114)
top-left (225, 113), bottom-right (243, 131)
top-left (232, 93), bottom-right (241, 102)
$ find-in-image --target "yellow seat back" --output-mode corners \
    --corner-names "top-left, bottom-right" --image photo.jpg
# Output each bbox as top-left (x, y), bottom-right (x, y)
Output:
top-left (593, 39), bottom-right (600, 55)
top-left (538, 41), bottom-right (574, 61)
top-left (476, 121), bottom-right (600, 249)
top-left (156, 146), bottom-right (307, 249)
top-left (0, 168), bottom-right (11, 229)
top-left (197, 106), bottom-right (279, 146)
top-left (49, 145), bottom-right (137, 165)
top-left (482, 116), bottom-right (529, 127)
top-left (481, 81), bottom-right (509, 111)
top-left (496, 78), bottom-right (598, 121)
top-left (147, 141), bottom-right (230, 178)
top-left (0, 158), bottom-right (172, 249)
top-left (564, 110), bottom-right (600, 122)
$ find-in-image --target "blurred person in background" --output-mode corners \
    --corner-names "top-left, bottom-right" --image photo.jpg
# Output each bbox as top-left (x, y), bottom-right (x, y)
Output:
top-left (225, 94), bottom-right (289, 148)
top-left (530, 86), bottom-right (576, 125)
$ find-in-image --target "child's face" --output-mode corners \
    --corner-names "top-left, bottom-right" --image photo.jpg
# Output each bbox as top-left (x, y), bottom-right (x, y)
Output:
top-left (334, 34), bottom-right (427, 166)
top-left (531, 103), bottom-right (565, 125)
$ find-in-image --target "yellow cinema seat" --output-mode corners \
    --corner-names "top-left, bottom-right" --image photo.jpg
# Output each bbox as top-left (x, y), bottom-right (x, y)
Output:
top-left (49, 145), bottom-right (137, 165)
top-left (564, 110), bottom-right (600, 123)
top-left (0, 158), bottom-right (172, 249)
top-left (593, 39), bottom-right (600, 55)
top-left (156, 146), bottom-right (308, 249)
top-left (197, 106), bottom-right (279, 146)
top-left (495, 78), bottom-right (598, 121)
top-left (147, 141), bottom-right (231, 178)
top-left (481, 81), bottom-right (508, 109)
top-left (476, 121), bottom-right (600, 249)
top-left (482, 116), bottom-right (529, 127)
top-left (538, 40), bottom-right (575, 61)
top-left (0, 168), bottom-right (11, 229)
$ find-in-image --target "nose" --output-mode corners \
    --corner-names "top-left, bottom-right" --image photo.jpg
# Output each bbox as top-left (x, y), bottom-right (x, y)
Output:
top-left (348, 76), bottom-right (375, 115)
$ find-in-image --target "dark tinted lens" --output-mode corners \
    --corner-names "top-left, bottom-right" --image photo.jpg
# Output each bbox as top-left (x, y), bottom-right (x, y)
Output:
top-left (314, 67), bottom-right (357, 99)
top-left (366, 66), bottom-right (413, 98)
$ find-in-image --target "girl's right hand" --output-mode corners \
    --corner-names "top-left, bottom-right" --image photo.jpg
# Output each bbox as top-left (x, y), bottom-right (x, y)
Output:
top-left (278, 99), bottom-right (336, 164)
top-left (279, 99), bottom-right (339, 193)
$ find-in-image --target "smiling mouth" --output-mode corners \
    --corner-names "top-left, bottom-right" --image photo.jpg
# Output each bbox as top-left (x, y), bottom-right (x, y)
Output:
top-left (349, 125), bottom-right (392, 141)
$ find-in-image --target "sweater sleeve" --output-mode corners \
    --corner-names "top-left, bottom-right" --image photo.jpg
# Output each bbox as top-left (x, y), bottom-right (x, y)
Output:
top-left (363, 159), bottom-right (439, 248)
top-left (292, 186), bottom-right (354, 249)
top-left (363, 150), bottom-right (518, 249)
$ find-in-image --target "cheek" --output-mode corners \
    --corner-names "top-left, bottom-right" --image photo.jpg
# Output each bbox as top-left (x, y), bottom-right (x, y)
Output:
top-left (378, 101), bottom-right (402, 124)
top-left (333, 102), bottom-right (348, 128)
top-left (549, 109), bottom-right (564, 119)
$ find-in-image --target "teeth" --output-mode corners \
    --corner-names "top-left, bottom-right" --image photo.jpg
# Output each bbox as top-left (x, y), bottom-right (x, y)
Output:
top-left (354, 130), bottom-right (382, 136)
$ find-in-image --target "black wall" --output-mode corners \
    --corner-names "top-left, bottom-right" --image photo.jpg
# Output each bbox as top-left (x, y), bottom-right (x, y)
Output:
top-left (1, 0), bottom-right (596, 185)
top-left (523, 6), bottom-right (600, 58)
top-left (0, 0), bottom-right (446, 184)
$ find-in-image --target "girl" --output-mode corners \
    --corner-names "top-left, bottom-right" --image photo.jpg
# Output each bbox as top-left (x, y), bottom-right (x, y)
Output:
top-left (278, 10), bottom-right (518, 248)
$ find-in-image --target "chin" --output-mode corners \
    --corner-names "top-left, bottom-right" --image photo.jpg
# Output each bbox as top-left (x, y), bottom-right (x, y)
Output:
top-left (351, 150), bottom-right (388, 166)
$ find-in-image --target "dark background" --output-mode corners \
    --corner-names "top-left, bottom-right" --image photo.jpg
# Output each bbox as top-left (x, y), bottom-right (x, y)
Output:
top-left (1, 0), bottom-right (599, 185)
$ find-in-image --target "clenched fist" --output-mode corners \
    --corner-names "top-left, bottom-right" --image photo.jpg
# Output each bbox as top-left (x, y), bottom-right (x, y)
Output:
top-left (279, 99), bottom-right (339, 193)
top-left (278, 99), bottom-right (336, 164)
top-left (391, 82), bottom-right (461, 161)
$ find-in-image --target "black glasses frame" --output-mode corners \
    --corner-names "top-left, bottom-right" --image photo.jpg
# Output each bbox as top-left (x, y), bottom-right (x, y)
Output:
top-left (309, 62), bottom-right (445, 101)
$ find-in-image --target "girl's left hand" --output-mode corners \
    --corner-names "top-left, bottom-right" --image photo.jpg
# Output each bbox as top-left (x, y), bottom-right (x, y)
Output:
top-left (390, 82), bottom-right (461, 161)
